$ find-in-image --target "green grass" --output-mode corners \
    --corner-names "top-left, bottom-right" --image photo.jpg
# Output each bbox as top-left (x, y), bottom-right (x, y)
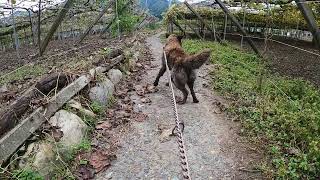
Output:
top-left (0, 65), bottom-right (46, 86)
top-left (183, 39), bottom-right (320, 179)
top-left (12, 169), bottom-right (44, 180)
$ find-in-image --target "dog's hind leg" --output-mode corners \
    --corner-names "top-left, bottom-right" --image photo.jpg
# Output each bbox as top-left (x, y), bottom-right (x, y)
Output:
top-left (176, 84), bottom-right (188, 104)
top-left (187, 71), bottom-right (199, 103)
top-left (174, 79), bottom-right (188, 104)
top-left (187, 80), bottom-right (199, 103)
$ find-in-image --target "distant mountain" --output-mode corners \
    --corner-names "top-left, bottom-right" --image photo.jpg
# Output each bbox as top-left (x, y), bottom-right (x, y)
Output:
top-left (139, 0), bottom-right (180, 18)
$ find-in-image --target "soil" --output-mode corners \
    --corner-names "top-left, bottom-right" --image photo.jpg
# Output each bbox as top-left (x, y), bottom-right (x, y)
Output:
top-left (225, 34), bottom-right (320, 87)
top-left (96, 33), bottom-right (262, 179)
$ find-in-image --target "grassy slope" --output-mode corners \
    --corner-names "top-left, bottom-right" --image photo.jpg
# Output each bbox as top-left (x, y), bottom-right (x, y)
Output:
top-left (182, 39), bottom-right (320, 179)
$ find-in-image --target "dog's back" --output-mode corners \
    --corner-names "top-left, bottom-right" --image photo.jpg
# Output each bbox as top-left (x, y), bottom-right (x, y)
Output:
top-left (163, 35), bottom-right (212, 70)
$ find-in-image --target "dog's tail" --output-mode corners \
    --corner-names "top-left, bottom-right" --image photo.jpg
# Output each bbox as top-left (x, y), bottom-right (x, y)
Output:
top-left (178, 49), bottom-right (212, 69)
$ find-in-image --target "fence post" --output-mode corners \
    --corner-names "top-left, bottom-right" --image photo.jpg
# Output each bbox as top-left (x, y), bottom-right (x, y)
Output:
top-left (223, 13), bottom-right (227, 40)
top-left (10, 4), bottom-right (20, 58)
top-left (240, 3), bottom-right (246, 49)
top-left (215, 0), bottom-right (262, 57)
top-left (40, 0), bottom-right (74, 56)
top-left (296, 0), bottom-right (320, 50)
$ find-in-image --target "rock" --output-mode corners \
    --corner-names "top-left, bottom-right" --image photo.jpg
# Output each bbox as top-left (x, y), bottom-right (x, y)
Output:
top-left (67, 99), bottom-right (96, 117)
top-left (89, 77), bottom-right (114, 106)
top-left (0, 84), bottom-right (8, 93)
top-left (33, 143), bottom-right (55, 173)
top-left (128, 58), bottom-right (136, 71)
top-left (107, 69), bottom-right (123, 85)
top-left (18, 142), bottom-right (55, 176)
top-left (288, 147), bottom-right (301, 155)
top-left (49, 110), bottom-right (87, 147)
top-left (89, 67), bottom-right (107, 78)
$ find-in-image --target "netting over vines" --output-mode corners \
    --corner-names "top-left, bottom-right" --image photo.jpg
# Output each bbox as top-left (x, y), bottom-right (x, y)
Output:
top-left (165, 3), bottom-right (320, 31)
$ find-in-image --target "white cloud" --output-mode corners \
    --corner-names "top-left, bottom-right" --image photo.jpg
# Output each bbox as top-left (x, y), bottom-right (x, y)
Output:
top-left (0, 0), bottom-right (64, 16)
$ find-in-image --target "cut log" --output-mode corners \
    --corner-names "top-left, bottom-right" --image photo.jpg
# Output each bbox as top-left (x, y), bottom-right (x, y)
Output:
top-left (92, 48), bottom-right (124, 66)
top-left (90, 55), bottom-right (125, 77)
top-left (0, 54), bottom-right (126, 164)
top-left (0, 73), bottom-right (69, 137)
top-left (0, 75), bottom-right (91, 164)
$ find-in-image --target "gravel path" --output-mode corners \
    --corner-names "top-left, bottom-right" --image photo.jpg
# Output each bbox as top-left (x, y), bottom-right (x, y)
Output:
top-left (98, 33), bottom-right (262, 179)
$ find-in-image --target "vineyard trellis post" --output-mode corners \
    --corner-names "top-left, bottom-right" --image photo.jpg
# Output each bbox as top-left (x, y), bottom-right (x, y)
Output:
top-left (10, 2), bottom-right (20, 58)
top-left (115, 0), bottom-right (120, 39)
top-left (170, 18), bottom-right (186, 35)
top-left (215, 0), bottom-right (262, 58)
top-left (176, 11), bottom-right (202, 39)
top-left (39, 0), bottom-right (75, 56)
top-left (37, 0), bottom-right (42, 51)
top-left (78, 0), bottom-right (115, 43)
top-left (100, 1), bottom-right (132, 36)
top-left (184, 1), bottom-right (221, 42)
top-left (223, 13), bottom-right (227, 40)
top-left (240, 2), bottom-right (246, 49)
top-left (295, 0), bottom-right (320, 50)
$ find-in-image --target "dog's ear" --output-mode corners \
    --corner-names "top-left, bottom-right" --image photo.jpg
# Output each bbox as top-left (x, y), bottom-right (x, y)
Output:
top-left (177, 35), bottom-right (184, 41)
top-left (177, 35), bottom-right (184, 45)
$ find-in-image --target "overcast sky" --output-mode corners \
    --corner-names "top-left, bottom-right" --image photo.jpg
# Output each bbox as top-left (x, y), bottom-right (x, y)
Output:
top-left (0, 0), bottom-right (206, 16)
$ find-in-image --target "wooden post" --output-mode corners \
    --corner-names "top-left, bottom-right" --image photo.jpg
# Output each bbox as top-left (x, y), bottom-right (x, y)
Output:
top-left (240, 3), bottom-right (246, 48)
top-left (37, 0), bottom-right (42, 50)
top-left (171, 18), bottom-right (186, 35)
top-left (27, 9), bottom-right (35, 45)
top-left (78, 1), bottom-right (114, 43)
top-left (10, 4), bottom-right (20, 58)
top-left (223, 13), bottom-right (227, 40)
top-left (176, 12), bottom-right (202, 39)
top-left (215, 0), bottom-right (262, 57)
top-left (39, 0), bottom-right (74, 56)
top-left (295, 0), bottom-right (320, 49)
top-left (100, 1), bottom-right (131, 35)
top-left (184, 1), bottom-right (221, 42)
top-left (169, 21), bottom-right (174, 34)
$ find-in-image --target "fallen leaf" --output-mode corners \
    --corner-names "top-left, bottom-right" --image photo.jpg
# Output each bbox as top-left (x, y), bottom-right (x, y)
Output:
top-left (96, 122), bottom-right (112, 130)
top-left (51, 126), bottom-right (63, 142)
top-left (89, 151), bottom-right (112, 173)
top-left (159, 128), bottom-right (173, 143)
top-left (133, 113), bottom-right (148, 122)
top-left (0, 91), bottom-right (15, 102)
top-left (75, 165), bottom-right (95, 180)
top-left (141, 97), bottom-right (151, 103)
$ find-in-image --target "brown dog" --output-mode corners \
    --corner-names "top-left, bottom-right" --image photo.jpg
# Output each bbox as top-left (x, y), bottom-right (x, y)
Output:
top-left (153, 34), bottom-right (212, 104)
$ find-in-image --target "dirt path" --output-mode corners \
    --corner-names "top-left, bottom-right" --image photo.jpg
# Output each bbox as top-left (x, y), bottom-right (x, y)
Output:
top-left (98, 33), bottom-right (262, 179)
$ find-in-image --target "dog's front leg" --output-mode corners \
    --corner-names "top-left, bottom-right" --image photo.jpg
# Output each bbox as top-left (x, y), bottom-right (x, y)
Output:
top-left (154, 65), bottom-right (166, 86)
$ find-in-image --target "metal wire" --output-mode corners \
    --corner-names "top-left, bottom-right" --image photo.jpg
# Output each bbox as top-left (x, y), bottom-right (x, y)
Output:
top-left (163, 49), bottom-right (191, 180)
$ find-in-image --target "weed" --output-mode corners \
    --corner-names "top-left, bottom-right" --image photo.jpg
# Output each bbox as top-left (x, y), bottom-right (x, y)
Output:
top-left (183, 39), bottom-right (320, 179)
top-left (12, 169), bottom-right (44, 180)
top-left (107, 95), bottom-right (116, 109)
top-left (100, 47), bottom-right (112, 56)
top-left (90, 101), bottom-right (104, 114)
